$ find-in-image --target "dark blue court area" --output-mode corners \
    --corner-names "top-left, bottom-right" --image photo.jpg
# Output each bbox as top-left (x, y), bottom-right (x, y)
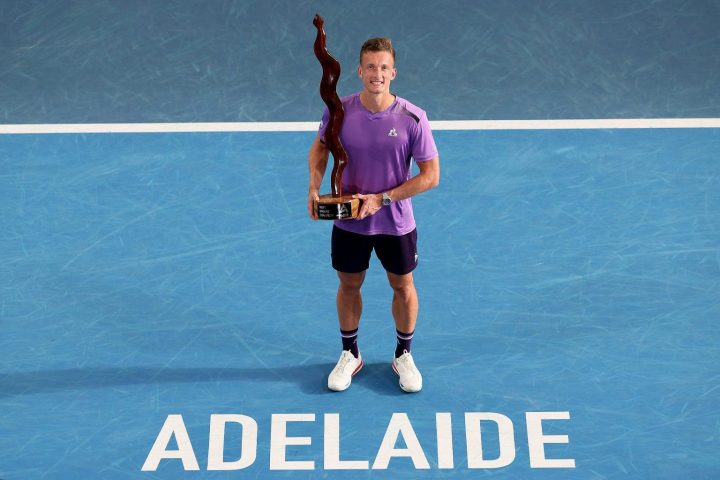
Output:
top-left (2, 1), bottom-right (719, 479)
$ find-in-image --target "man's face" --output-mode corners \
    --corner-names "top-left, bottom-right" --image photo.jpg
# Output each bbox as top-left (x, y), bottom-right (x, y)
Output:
top-left (358, 51), bottom-right (396, 95)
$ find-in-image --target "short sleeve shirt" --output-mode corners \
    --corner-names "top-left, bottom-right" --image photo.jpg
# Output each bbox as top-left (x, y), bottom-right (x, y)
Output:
top-left (319, 93), bottom-right (438, 236)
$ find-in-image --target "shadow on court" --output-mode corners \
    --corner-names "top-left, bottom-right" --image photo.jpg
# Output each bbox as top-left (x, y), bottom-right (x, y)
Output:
top-left (0, 362), bottom-right (404, 399)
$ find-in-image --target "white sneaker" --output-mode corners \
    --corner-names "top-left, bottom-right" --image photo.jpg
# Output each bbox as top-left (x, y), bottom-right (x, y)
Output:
top-left (328, 350), bottom-right (363, 392)
top-left (392, 350), bottom-right (422, 393)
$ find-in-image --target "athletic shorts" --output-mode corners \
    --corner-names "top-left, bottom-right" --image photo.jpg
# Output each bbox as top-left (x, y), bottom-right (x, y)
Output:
top-left (331, 226), bottom-right (418, 276)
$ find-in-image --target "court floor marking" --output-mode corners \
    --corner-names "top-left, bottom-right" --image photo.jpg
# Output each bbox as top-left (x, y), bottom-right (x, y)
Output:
top-left (1, 118), bottom-right (720, 134)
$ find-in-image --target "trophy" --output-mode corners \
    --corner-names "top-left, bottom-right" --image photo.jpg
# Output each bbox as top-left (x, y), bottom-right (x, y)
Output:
top-left (312, 14), bottom-right (361, 220)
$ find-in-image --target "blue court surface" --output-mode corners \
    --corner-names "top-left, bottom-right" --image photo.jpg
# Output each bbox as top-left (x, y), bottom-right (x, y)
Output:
top-left (2, 1), bottom-right (720, 479)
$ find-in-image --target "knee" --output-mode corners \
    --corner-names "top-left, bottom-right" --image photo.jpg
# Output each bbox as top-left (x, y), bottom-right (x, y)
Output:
top-left (339, 282), bottom-right (362, 296)
top-left (338, 272), bottom-right (365, 294)
top-left (389, 278), bottom-right (416, 299)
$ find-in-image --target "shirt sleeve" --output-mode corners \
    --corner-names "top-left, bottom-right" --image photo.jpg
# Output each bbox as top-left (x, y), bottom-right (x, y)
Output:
top-left (318, 108), bottom-right (330, 142)
top-left (412, 111), bottom-right (439, 162)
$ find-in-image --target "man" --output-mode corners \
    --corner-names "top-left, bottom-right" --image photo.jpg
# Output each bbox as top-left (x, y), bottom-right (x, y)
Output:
top-left (307, 37), bottom-right (440, 393)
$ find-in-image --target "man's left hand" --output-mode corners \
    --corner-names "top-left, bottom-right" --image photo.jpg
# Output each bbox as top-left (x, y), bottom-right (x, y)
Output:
top-left (353, 193), bottom-right (383, 220)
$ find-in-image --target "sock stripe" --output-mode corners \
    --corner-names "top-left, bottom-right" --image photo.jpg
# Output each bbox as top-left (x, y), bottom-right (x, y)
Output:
top-left (340, 329), bottom-right (358, 338)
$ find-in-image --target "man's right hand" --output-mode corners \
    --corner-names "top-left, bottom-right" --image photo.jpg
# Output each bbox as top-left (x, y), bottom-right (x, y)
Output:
top-left (308, 189), bottom-right (320, 220)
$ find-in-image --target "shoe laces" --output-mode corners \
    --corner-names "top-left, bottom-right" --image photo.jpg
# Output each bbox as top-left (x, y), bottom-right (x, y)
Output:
top-left (336, 350), bottom-right (355, 374)
top-left (396, 350), bottom-right (415, 370)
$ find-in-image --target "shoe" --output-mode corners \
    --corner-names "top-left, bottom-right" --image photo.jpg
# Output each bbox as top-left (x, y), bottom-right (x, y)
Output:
top-left (392, 350), bottom-right (422, 393)
top-left (328, 350), bottom-right (363, 392)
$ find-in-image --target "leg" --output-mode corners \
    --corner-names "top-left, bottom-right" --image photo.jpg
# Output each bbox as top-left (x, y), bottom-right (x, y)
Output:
top-left (328, 271), bottom-right (366, 392)
top-left (388, 270), bottom-right (423, 393)
top-left (327, 227), bottom-right (372, 392)
top-left (337, 270), bottom-right (366, 331)
top-left (331, 226), bottom-right (372, 331)
top-left (378, 231), bottom-right (423, 393)
top-left (387, 271), bottom-right (418, 334)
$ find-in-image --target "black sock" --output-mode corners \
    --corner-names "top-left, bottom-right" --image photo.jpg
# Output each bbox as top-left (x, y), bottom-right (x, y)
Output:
top-left (395, 329), bottom-right (414, 358)
top-left (341, 328), bottom-right (359, 358)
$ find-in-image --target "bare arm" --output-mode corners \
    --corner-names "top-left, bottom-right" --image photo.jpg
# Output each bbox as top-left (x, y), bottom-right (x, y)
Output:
top-left (308, 134), bottom-right (330, 220)
top-left (356, 156), bottom-right (440, 219)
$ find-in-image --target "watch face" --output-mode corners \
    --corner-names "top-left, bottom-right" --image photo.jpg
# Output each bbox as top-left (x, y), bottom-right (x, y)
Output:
top-left (382, 194), bottom-right (391, 206)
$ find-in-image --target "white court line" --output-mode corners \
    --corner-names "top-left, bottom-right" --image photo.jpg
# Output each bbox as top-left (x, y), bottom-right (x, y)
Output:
top-left (1, 118), bottom-right (719, 134)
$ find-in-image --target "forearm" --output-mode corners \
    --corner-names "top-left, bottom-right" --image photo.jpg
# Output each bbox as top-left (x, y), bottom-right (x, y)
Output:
top-left (387, 158), bottom-right (440, 202)
top-left (308, 136), bottom-right (329, 192)
top-left (307, 136), bottom-right (330, 220)
top-left (309, 162), bottom-right (327, 193)
top-left (388, 172), bottom-right (435, 202)
top-left (355, 157), bottom-right (439, 220)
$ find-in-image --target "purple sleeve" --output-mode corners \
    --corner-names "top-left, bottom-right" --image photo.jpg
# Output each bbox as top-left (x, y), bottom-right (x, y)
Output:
top-left (318, 108), bottom-right (330, 141)
top-left (412, 112), bottom-right (439, 162)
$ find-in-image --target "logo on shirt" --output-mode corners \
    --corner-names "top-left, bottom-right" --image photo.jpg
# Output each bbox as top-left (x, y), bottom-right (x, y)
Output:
top-left (388, 128), bottom-right (398, 137)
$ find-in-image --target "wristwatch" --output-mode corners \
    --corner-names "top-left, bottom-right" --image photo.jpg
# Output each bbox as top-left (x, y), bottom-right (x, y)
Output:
top-left (382, 192), bottom-right (392, 206)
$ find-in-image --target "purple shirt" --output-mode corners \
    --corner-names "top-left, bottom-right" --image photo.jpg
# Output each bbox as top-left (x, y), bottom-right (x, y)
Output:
top-left (319, 93), bottom-right (438, 236)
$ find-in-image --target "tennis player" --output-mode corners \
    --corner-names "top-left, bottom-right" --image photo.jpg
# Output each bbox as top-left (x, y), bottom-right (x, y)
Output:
top-left (308, 37), bottom-right (440, 393)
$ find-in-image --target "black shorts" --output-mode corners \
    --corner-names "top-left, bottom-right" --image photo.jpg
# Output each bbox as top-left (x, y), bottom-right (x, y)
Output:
top-left (331, 226), bottom-right (418, 276)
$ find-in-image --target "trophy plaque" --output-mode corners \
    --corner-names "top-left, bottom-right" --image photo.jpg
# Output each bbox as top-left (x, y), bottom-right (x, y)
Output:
top-left (313, 14), bottom-right (361, 220)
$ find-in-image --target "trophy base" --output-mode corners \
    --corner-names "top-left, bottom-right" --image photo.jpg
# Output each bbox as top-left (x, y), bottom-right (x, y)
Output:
top-left (316, 194), bottom-right (361, 220)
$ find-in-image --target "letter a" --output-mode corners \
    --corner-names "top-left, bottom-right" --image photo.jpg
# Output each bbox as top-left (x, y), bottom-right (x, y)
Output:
top-left (372, 413), bottom-right (430, 469)
top-left (141, 415), bottom-right (199, 471)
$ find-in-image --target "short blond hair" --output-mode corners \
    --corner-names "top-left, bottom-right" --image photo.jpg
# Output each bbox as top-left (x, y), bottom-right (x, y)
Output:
top-left (359, 37), bottom-right (395, 65)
